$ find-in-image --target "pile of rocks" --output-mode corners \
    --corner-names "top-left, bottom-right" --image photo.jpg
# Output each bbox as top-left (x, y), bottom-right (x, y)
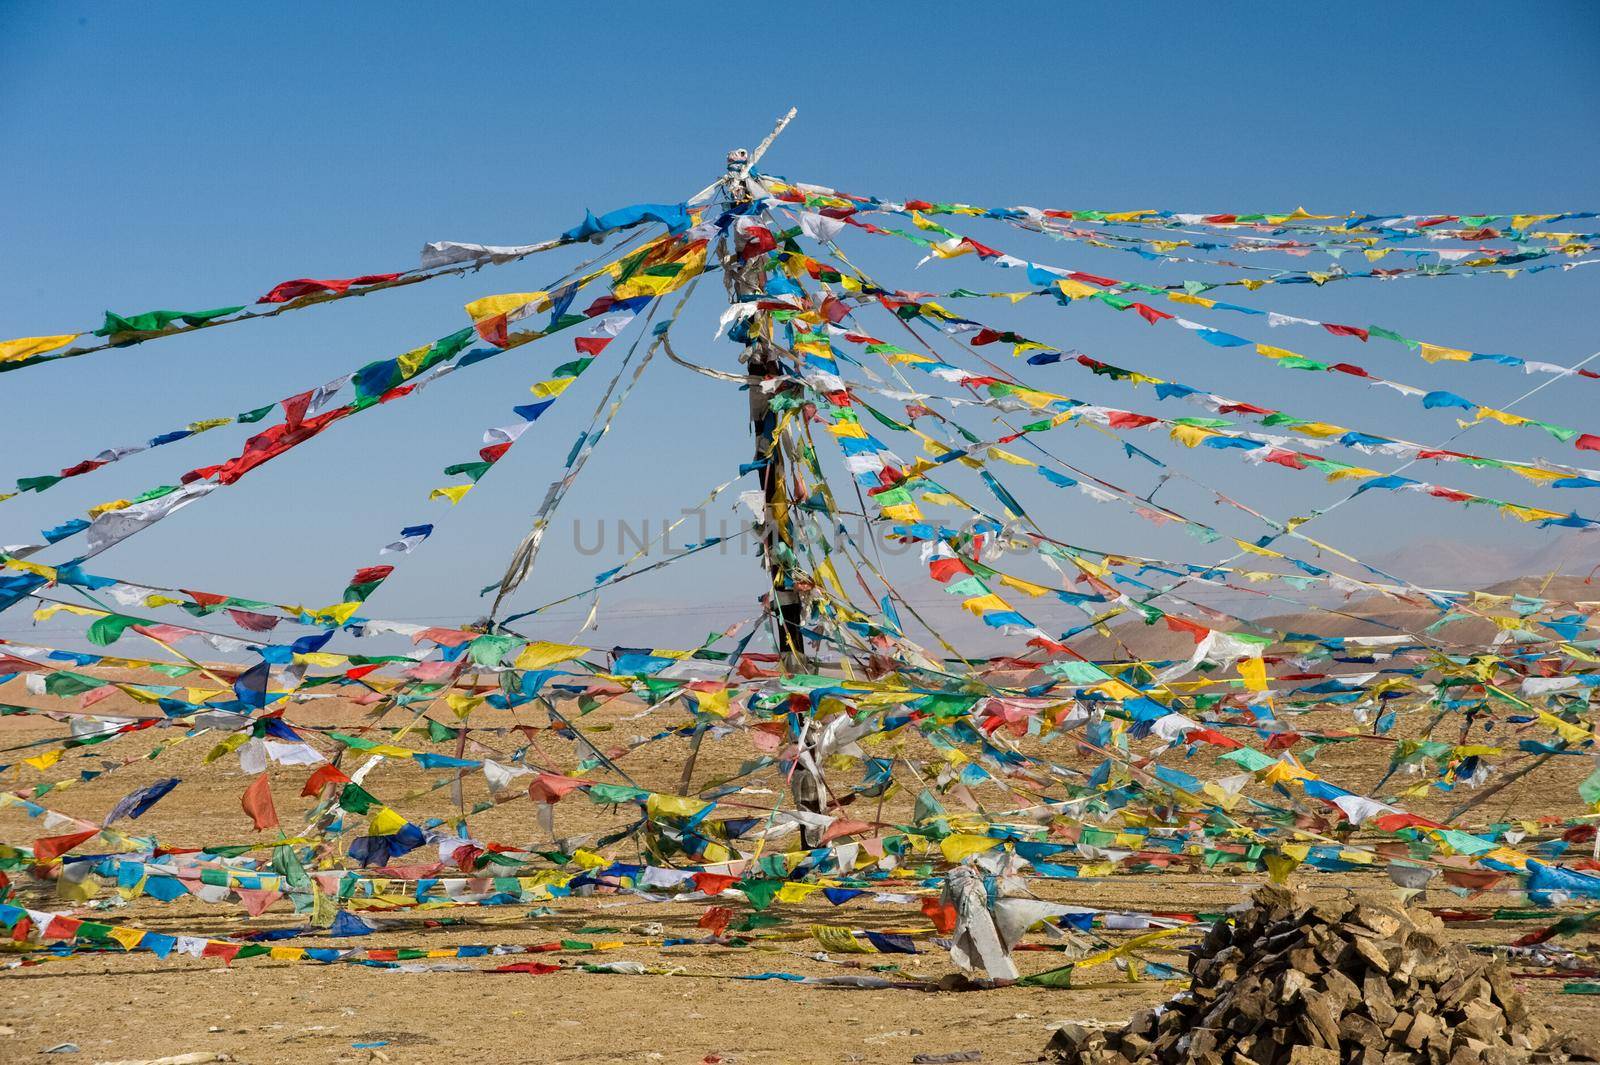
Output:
top-left (1045, 886), bottom-right (1597, 1065)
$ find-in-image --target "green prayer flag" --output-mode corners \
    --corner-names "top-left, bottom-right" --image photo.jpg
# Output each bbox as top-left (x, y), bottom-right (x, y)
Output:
top-left (739, 877), bottom-right (781, 910)
top-left (86, 613), bottom-right (141, 647)
top-left (94, 307), bottom-right (244, 336)
top-left (1018, 963), bottom-right (1075, 988)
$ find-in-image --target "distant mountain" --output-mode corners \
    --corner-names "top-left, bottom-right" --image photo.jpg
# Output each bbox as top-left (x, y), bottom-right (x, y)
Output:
top-left (1063, 560), bottom-right (1598, 662)
top-left (1368, 530), bottom-right (1598, 589)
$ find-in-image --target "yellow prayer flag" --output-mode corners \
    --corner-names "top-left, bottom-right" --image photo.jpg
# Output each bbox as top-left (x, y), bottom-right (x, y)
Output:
top-left (529, 377), bottom-right (578, 400)
top-left (309, 601), bottom-right (362, 625)
top-left (107, 926), bottom-right (146, 951)
top-left (1418, 343), bottom-right (1471, 363)
top-left (572, 848), bottom-right (609, 870)
top-left (776, 882), bottom-right (823, 904)
top-left (514, 641), bottom-right (589, 669)
top-left (960, 593), bottom-right (1009, 616)
top-left (1475, 407), bottom-right (1530, 427)
top-left (429, 484), bottom-right (473, 505)
top-left (940, 833), bottom-right (1000, 862)
top-left (0, 334), bottom-right (78, 362)
top-left (1231, 538), bottom-right (1283, 559)
top-left (369, 807), bottom-right (409, 836)
top-left (811, 924), bottom-right (874, 952)
top-left (464, 292), bottom-right (549, 322)
top-left (1056, 279), bottom-right (1101, 300)
top-left (696, 687), bottom-right (730, 717)
top-left (1169, 424), bottom-right (1214, 448)
top-left (1539, 711), bottom-right (1593, 745)
top-left (997, 573), bottom-right (1051, 597)
top-left (646, 792), bottom-right (710, 819)
top-left (1237, 657), bottom-right (1268, 692)
top-left (446, 692), bottom-right (485, 719)
top-left (24, 749), bottom-right (65, 771)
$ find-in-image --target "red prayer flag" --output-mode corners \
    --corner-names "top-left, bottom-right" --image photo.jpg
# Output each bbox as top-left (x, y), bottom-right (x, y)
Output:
top-left (43, 915), bottom-right (82, 939)
top-left (1440, 867), bottom-right (1503, 893)
top-left (927, 557), bottom-right (972, 583)
top-left (820, 818), bottom-right (871, 844)
top-left (1163, 616), bottom-right (1210, 644)
top-left (1106, 412), bottom-right (1158, 429)
top-left (1321, 323), bottom-right (1369, 342)
top-left (475, 313), bottom-right (510, 348)
top-left (257, 274), bottom-right (402, 304)
top-left (301, 763), bottom-right (351, 797)
top-left (242, 772), bottom-right (279, 831)
top-left (691, 872), bottom-right (738, 896)
top-left (921, 896), bottom-right (958, 934)
top-left (33, 829), bottom-right (99, 862)
top-left (528, 773), bottom-right (586, 804)
top-left (347, 565), bottom-right (395, 586)
top-left (59, 459), bottom-right (107, 478)
top-left (227, 608), bottom-right (280, 632)
top-left (1262, 450), bottom-right (1308, 470)
top-left (698, 905), bottom-right (733, 936)
top-left (737, 226), bottom-right (776, 258)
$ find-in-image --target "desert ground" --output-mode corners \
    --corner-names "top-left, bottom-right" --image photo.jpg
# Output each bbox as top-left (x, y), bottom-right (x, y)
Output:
top-left (2, 673), bottom-right (1598, 1064)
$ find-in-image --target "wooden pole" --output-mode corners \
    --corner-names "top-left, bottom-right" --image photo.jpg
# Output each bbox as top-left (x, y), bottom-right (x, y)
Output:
top-left (724, 136), bottom-right (806, 674)
top-left (723, 117), bottom-right (826, 844)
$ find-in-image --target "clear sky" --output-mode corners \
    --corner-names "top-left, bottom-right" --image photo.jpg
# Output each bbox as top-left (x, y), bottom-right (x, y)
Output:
top-left (2, 1), bottom-right (1598, 652)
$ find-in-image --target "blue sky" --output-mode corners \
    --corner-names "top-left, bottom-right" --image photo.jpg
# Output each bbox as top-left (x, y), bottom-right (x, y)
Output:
top-left (2, 2), bottom-right (1598, 650)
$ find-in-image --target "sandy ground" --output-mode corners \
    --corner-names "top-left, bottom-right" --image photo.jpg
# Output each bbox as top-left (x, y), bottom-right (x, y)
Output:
top-left (2, 682), bottom-right (1599, 1063)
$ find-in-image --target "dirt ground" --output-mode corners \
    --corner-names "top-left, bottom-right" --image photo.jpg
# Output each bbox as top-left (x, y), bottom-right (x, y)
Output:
top-left (3, 683), bottom-right (1599, 1064)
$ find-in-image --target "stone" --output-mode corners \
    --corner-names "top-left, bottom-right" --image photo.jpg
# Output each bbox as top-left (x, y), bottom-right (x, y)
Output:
top-left (1350, 933), bottom-right (1393, 974)
top-left (1559, 1034), bottom-right (1600, 1062)
top-left (1288, 1046), bottom-right (1339, 1065)
top-left (1042, 885), bottom-right (1581, 1065)
top-left (1044, 1024), bottom-right (1090, 1058)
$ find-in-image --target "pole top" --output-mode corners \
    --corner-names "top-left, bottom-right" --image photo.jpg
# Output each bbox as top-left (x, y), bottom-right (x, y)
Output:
top-left (729, 108), bottom-right (796, 179)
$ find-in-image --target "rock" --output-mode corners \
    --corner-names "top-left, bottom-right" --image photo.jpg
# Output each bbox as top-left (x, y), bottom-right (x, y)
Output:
top-left (1460, 999), bottom-right (1507, 1043)
top-left (1042, 886), bottom-right (1581, 1065)
top-left (1288, 1047), bottom-right (1339, 1065)
top-left (1402, 1011), bottom-right (1439, 1051)
top-left (1353, 904), bottom-right (1404, 939)
top-left (1119, 1034), bottom-right (1153, 1058)
top-left (1559, 1035), bottom-right (1600, 1063)
top-left (1045, 1024), bottom-right (1091, 1057)
top-left (1349, 932), bottom-right (1393, 973)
